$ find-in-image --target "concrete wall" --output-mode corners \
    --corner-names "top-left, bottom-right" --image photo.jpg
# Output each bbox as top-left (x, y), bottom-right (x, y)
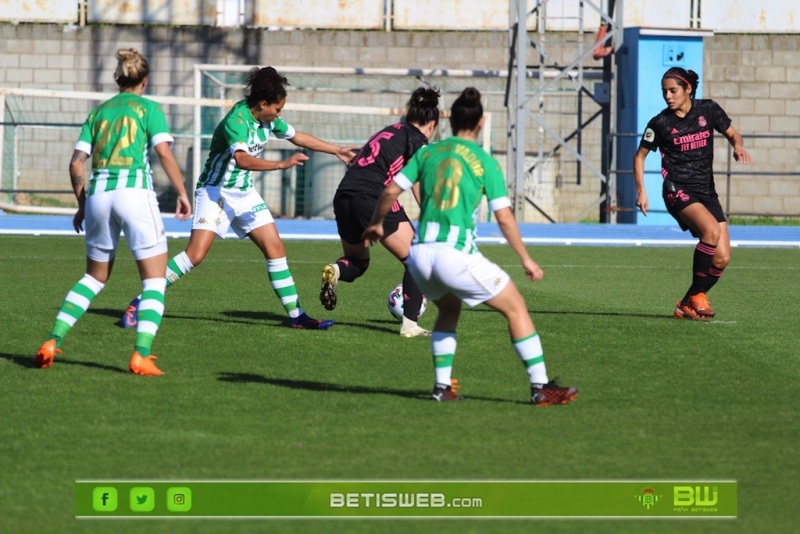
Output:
top-left (1, 25), bottom-right (798, 219)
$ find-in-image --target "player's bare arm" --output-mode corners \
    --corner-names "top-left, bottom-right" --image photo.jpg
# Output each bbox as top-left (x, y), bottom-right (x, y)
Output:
top-left (69, 150), bottom-right (88, 233)
top-left (233, 149), bottom-right (309, 172)
top-left (495, 207), bottom-right (543, 282)
top-left (632, 146), bottom-right (650, 216)
top-left (289, 131), bottom-right (356, 164)
top-left (723, 125), bottom-right (752, 163)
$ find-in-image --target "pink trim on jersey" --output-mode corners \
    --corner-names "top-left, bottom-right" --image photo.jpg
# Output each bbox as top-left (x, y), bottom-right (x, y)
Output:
top-left (383, 155), bottom-right (405, 186)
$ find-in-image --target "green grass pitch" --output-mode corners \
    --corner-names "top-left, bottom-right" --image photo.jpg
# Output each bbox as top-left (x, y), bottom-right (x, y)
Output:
top-left (1, 235), bottom-right (798, 533)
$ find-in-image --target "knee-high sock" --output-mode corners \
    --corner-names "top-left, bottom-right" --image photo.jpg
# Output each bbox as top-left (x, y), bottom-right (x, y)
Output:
top-left (335, 256), bottom-right (369, 283)
top-left (683, 241), bottom-right (716, 302)
top-left (513, 332), bottom-right (549, 386)
top-left (400, 257), bottom-right (424, 322)
top-left (135, 277), bottom-right (167, 357)
top-left (432, 331), bottom-right (456, 386)
top-left (268, 257), bottom-right (303, 318)
top-left (703, 264), bottom-right (725, 294)
top-left (166, 251), bottom-right (195, 288)
top-left (50, 274), bottom-right (105, 347)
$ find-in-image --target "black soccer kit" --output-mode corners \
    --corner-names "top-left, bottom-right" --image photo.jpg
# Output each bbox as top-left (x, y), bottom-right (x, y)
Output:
top-left (639, 99), bottom-right (731, 199)
top-left (333, 122), bottom-right (428, 244)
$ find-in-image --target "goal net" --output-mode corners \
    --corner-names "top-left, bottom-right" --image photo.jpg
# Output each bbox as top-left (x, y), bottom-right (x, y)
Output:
top-left (2, 70), bottom-right (493, 219)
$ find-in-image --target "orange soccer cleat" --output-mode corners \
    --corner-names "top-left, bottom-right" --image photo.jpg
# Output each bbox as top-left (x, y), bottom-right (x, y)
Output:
top-left (129, 351), bottom-right (164, 376)
top-left (34, 339), bottom-right (62, 369)
top-left (688, 292), bottom-right (716, 318)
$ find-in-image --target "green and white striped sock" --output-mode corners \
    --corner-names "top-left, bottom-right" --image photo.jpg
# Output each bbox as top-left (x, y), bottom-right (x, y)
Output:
top-left (432, 331), bottom-right (457, 386)
top-left (513, 332), bottom-right (548, 386)
top-left (268, 257), bottom-right (302, 319)
top-left (50, 274), bottom-right (105, 347)
top-left (134, 278), bottom-right (166, 357)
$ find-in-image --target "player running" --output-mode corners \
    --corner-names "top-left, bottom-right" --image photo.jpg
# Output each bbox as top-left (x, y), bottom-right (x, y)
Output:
top-left (633, 67), bottom-right (751, 320)
top-left (36, 48), bottom-right (192, 375)
top-left (121, 66), bottom-right (355, 331)
top-left (319, 87), bottom-right (440, 337)
top-left (363, 87), bottom-right (578, 405)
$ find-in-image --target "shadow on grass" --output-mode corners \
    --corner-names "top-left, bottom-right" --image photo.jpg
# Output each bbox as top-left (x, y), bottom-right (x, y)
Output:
top-left (223, 311), bottom-right (400, 334)
top-left (1, 352), bottom-right (127, 373)
top-left (217, 372), bottom-right (524, 405)
top-left (466, 307), bottom-right (671, 320)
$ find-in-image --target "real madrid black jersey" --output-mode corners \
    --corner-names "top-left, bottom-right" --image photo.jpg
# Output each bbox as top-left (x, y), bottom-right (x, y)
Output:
top-left (335, 122), bottom-right (428, 199)
top-left (639, 99), bottom-right (732, 198)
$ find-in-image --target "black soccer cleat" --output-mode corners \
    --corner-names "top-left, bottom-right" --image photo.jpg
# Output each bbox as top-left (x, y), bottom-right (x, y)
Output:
top-left (432, 383), bottom-right (463, 402)
top-left (531, 379), bottom-right (579, 406)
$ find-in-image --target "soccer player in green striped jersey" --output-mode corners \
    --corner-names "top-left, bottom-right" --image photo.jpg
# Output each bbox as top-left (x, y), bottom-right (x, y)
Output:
top-left (35, 48), bottom-right (192, 376)
top-left (121, 67), bottom-right (355, 330)
top-left (364, 87), bottom-right (579, 406)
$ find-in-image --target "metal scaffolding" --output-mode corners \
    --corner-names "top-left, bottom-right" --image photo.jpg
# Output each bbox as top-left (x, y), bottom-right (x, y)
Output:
top-left (506, 0), bottom-right (623, 222)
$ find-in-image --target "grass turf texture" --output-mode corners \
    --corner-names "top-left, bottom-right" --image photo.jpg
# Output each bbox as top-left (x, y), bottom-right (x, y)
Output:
top-left (1, 235), bottom-right (798, 533)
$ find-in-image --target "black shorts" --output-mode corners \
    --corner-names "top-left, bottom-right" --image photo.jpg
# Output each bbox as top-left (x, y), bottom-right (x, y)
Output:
top-left (662, 180), bottom-right (726, 237)
top-left (333, 191), bottom-right (411, 245)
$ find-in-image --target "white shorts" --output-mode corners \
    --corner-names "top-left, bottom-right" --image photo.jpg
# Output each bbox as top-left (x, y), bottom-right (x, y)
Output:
top-left (84, 188), bottom-right (167, 261)
top-left (193, 186), bottom-right (275, 238)
top-left (407, 243), bottom-right (510, 307)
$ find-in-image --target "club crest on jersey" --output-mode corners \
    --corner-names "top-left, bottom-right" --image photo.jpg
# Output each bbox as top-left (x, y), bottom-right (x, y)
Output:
top-left (644, 128), bottom-right (655, 142)
top-left (698, 116), bottom-right (707, 127)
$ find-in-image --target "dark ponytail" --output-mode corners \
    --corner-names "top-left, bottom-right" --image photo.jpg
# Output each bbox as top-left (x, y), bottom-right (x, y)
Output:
top-left (662, 67), bottom-right (699, 95)
top-left (449, 87), bottom-right (483, 133)
top-left (406, 86), bottom-right (440, 127)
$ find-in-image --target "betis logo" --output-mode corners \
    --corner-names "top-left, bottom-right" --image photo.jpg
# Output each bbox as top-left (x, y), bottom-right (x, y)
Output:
top-left (636, 487), bottom-right (661, 510)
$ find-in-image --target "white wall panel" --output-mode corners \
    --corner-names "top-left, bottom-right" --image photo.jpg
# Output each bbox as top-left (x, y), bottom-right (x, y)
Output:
top-left (393, 0), bottom-right (510, 30)
top-left (0, 0), bottom-right (76, 24)
top-left (252, 0), bottom-right (383, 29)
top-left (623, 0), bottom-right (692, 29)
top-left (89, 0), bottom-right (217, 26)
top-left (701, 0), bottom-right (799, 33)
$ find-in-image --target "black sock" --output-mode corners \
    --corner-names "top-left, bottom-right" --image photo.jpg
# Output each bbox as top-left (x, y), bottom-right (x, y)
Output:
top-left (401, 258), bottom-right (424, 321)
top-left (682, 241), bottom-right (716, 303)
top-left (703, 265), bottom-right (725, 294)
top-left (335, 257), bottom-right (369, 283)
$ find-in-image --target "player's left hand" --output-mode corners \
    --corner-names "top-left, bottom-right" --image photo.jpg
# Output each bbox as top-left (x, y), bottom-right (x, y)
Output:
top-left (72, 206), bottom-right (85, 233)
top-left (734, 146), bottom-right (751, 164)
top-left (362, 225), bottom-right (383, 247)
top-left (522, 257), bottom-right (544, 282)
top-left (335, 145), bottom-right (357, 165)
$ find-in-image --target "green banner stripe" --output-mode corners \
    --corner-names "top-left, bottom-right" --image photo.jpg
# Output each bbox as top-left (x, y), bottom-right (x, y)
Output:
top-left (75, 481), bottom-right (737, 518)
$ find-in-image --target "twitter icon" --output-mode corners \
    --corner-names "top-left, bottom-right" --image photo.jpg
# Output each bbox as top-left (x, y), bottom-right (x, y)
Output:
top-left (130, 487), bottom-right (155, 512)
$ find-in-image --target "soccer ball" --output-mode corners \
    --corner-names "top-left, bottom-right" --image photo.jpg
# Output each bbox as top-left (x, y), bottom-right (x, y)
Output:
top-left (387, 283), bottom-right (427, 321)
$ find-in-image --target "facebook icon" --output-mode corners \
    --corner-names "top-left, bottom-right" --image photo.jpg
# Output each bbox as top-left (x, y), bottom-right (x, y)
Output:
top-left (92, 487), bottom-right (118, 512)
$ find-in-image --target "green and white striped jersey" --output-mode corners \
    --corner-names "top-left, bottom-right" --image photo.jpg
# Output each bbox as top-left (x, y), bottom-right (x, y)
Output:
top-left (75, 92), bottom-right (173, 196)
top-left (394, 136), bottom-right (511, 254)
top-left (197, 100), bottom-right (296, 191)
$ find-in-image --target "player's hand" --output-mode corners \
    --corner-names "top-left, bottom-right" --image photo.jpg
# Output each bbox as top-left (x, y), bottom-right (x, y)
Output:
top-left (285, 152), bottom-right (309, 168)
top-left (335, 145), bottom-right (357, 166)
top-left (72, 206), bottom-right (85, 233)
top-left (175, 194), bottom-right (192, 221)
top-left (734, 146), bottom-right (751, 164)
top-left (362, 224), bottom-right (384, 247)
top-left (636, 191), bottom-right (649, 216)
top-left (522, 257), bottom-right (543, 282)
